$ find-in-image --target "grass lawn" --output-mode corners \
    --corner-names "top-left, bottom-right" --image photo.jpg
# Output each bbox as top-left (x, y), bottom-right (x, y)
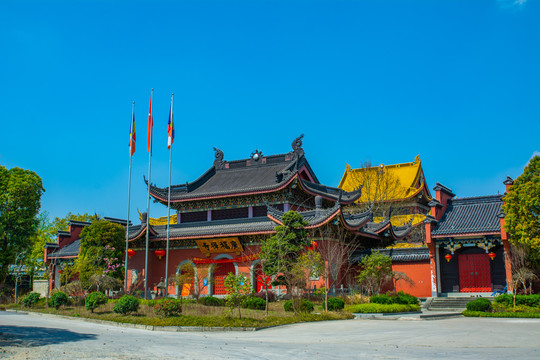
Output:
top-left (345, 303), bottom-right (420, 313)
top-left (8, 300), bottom-right (353, 328)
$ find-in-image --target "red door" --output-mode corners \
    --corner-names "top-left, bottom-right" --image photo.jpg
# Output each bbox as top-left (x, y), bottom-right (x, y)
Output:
top-left (213, 263), bottom-right (235, 295)
top-left (255, 263), bottom-right (272, 292)
top-left (458, 254), bottom-right (491, 292)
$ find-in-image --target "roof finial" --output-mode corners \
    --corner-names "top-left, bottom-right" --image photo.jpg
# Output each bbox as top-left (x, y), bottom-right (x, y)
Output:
top-left (213, 147), bottom-right (225, 169)
top-left (292, 134), bottom-right (304, 151)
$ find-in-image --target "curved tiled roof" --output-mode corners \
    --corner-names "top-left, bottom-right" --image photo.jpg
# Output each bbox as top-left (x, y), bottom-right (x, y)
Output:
top-left (299, 179), bottom-right (362, 204)
top-left (350, 247), bottom-right (429, 263)
top-left (48, 239), bottom-right (80, 258)
top-left (432, 195), bottom-right (503, 236)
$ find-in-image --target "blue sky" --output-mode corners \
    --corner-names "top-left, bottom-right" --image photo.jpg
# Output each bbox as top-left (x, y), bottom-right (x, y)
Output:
top-left (0, 0), bottom-right (538, 222)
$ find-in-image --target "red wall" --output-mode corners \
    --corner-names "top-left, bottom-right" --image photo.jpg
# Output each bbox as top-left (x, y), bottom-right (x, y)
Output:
top-left (391, 262), bottom-right (431, 297)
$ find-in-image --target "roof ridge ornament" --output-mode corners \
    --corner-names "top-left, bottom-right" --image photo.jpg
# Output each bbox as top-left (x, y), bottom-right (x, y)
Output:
top-left (213, 147), bottom-right (225, 169)
top-left (291, 134), bottom-right (305, 157)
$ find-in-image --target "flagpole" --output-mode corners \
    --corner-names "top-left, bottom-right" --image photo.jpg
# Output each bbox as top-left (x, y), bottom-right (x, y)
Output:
top-left (165, 93), bottom-right (174, 297)
top-left (124, 101), bottom-right (135, 294)
top-left (144, 89), bottom-right (153, 300)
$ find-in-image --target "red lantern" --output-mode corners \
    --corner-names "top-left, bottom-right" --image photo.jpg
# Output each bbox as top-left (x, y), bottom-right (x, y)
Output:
top-left (305, 241), bottom-right (319, 251)
top-left (444, 254), bottom-right (452, 262)
top-left (488, 252), bottom-right (496, 261)
top-left (154, 249), bottom-right (166, 260)
top-left (125, 249), bottom-right (136, 259)
top-left (58, 269), bottom-right (63, 274)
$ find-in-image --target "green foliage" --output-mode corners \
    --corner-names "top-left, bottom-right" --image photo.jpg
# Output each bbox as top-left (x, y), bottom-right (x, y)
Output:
top-left (50, 291), bottom-right (69, 309)
top-left (242, 296), bottom-right (266, 310)
top-left (370, 294), bottom-right (393, 304)
top-left (356, 251), bottom-right (393, 296)
top-left (85, 291), bottom-right (108, 313)
top-left (21, 292), bottom-right (40, 307)
top-left (494, 294), bottom-right (540, 308)
top-left (75, 220), bottom-right (125, 287)
top-left (113, 295), bottom-right (140, 315)
top-left (283, 299), bottom-right (314, 313)
top-left (502, 156), bottom-right (540, 264)
top-left (463, 310), bottom-right (540, 318)
top-left (224, 273), bottom-right (251, 318)
top-left (197, 296), bottom-right (224, 307)
top-left (153, 298), bottom-right (183, 317)
top-left (347, 303), bottom-right (420, 313)
top-left (259, 211), bottom-right (310, 282)
top-left (371, 292), bottom-right (419, 305)
top-left (323, 298), bottom-right (345, 311)
top-left (466, 298), bottom-right (492, 312)
top-left (0, 165), bottom-right (44, 285)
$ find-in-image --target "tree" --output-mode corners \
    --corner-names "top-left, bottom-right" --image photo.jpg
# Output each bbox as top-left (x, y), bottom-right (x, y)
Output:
top-left (503, 155), bottom-right (540, 264)
top-left (509, 245), bottom-right (538, 305)
top-left (356, 251), bottom-right (393, 296)
top-left (224, 272), bottom-right (251, 318)
top-left (72, 220), bottom-right (125, 288)
top-left (259, 211), bottom-right (310, 296)
top-left (292, 250), bottom-right (324, 311)
top-left (0, 165), bottom-right (44, 286)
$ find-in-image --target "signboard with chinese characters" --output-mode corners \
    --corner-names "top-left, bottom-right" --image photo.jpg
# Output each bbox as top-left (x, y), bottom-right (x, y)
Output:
top-left (195, 237), bottom-right (244, 256)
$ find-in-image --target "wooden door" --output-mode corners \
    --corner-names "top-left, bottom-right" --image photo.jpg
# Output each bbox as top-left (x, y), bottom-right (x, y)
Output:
top-left (458, 254), bottom-right (491, 292)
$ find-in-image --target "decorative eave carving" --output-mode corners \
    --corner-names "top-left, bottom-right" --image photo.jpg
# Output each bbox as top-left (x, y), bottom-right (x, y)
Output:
top-left (213, 147), bottom-right (225, 169)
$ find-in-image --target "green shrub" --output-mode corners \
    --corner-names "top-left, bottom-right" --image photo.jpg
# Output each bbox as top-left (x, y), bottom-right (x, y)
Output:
top-left (85, 292), bottom-right (108, 313)
top-left (347, 303), bottom-right (420, 313)
top-left (113, 295), bottom-right (140, 315)
top-left (21, 292), bottom-right (40, 308)
top-left (394, 292), bottom-right (418, 305)
top-left (494, 294), bottom-right (540, 308)
top-left (370, 294), bottom-right (393, 304)
top-left (283, 299), bottom-right (314, 313)
top-left (50, 291), bottom-right (69, 310)
top-left (463, 310), bottom-right (540, 318)
top-left (198, 296), bottom-right (224, 307)
top-left (154, 299), bottom-right (182, 317)
top-left (324, 298), bottom-right (345, 311)
top-left (242, 296), bottom-right (266, 310)
top-left (466, 298), bottom-right (492, 312)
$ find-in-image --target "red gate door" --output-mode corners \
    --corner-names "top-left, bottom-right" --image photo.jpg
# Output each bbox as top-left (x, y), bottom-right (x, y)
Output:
top-left (213, 262), bottom-right (235, 295)
top-left (458, 254), bottom-right (491, 292)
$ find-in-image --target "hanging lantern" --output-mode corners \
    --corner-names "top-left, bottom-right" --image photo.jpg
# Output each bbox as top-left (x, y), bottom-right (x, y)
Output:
top-left (58, 269), bottom-right (63, 274)
top-left (311, 241), bottom-right (318, 250)
top-left (154, 249), bottom-right (166, 260)
top-left (125, 249), bottom-right (136, 259)
top-left (444, 254), bottom-right (452, 262)
top-left (488, 252), bottom-right (496, 261)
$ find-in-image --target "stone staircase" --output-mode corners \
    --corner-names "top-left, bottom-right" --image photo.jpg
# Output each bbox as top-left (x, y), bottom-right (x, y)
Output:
top-left (427, 296), bottom-right (493, 311)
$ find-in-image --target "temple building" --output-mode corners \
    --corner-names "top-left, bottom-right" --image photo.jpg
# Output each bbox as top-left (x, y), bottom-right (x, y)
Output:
top-left (126, 136), bottom-right (418, 297)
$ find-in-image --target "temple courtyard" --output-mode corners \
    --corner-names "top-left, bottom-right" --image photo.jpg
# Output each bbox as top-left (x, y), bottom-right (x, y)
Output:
top-left (0, 311), bottom-right (538, 359)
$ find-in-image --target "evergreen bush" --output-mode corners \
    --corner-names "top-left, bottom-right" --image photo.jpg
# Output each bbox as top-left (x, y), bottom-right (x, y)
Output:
top-left (154, 299), bottom-right (183, 317)
top-left (50, 291), bottom-right (69, 309)
top-left (21, 292), bottom-right (40, 308)
top-left (197, 296), bottom-right (224, 307)
top-left (283, 299), bottom-right (314, 313)
top-left (394, 292), bottom-right (419, 305)
top-left (494, 294), bottom-right (540, 308)
top-left (324, 298), bottom-right (345, 311)
top-left (466, 298), bottom-right (492, 312)
top-left (242, 296), bottom-right (266, 310)
top-left (252, 291), bottom-right (277, 302)
top-left (113, 295), bottom-right (140, 315)
top-left (85, 291), bottom-right (108, 313)
top-left (370, 294), bottom-right (393, 304)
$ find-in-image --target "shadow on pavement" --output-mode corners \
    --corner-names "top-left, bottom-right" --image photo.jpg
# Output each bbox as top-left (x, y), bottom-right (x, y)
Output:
top-left (0, 324), bottom-right (97, 348)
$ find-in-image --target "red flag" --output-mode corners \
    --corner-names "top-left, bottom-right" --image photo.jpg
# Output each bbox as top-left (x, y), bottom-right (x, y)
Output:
top-left (147, 90), bottom-right (153, 155)
top-left (129, 107), bottom-right (136, 156)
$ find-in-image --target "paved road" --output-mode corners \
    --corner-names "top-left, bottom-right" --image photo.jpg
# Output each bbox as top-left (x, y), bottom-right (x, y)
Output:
top-left (1, 311), bottom-right (539, 359)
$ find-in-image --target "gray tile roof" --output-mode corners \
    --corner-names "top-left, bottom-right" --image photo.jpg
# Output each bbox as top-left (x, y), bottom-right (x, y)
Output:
top-left (266, 202), bottom-right (341, 228)
top-left (351, 247), bottom-right (429, 263)
top-left (48, 239), bottom-right (80, 258)
top-left (299, 179), bottom-right (362, 204)
top-left (129, 217), bottom-right (276, 241)
top-left (432, 195), bottom-right (503, 236)
top-left (149, 148), bottom-right (313, 202)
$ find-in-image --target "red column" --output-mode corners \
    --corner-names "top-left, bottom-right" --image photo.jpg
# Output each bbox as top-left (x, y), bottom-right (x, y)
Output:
top-left (425, 221), bottom-right (438, 297)
top-left (500, 216), bottom-right (513, 293)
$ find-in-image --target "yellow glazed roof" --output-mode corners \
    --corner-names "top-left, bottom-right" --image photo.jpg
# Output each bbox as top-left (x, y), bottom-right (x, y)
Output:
top-left (338, 155), bottom-right (425, 203)
top-left (138, 210), bottom-right (177, 226)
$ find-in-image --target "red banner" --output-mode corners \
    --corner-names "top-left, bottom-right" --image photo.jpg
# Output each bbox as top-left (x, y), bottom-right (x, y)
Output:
top-left (192, 253), bottom-right (259, 264)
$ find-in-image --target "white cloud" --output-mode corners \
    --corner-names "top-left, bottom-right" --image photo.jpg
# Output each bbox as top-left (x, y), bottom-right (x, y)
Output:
top-left (524, 151), bottom-right (540, 168)
top-left (497, 0), bottom-right (528, 8)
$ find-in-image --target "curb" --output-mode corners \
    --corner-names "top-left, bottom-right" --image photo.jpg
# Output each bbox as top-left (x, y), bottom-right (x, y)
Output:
top-left (5, 309), bottom-right (267, 332)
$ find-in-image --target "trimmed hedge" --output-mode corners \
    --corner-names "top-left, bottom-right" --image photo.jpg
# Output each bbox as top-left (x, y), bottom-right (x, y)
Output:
top-left (463, 310), bottom-right (540, 318)
top-left (21, 292), bottom-right (40, 308)
top-left (347, 303), bottom-right (420, 313)
top-left (370, 292), bottom-right (418, 305)
top-left (50, 291), bottom-right (69, 310)
top-left (466, 298), bottom-right (492, 312)
top-left (284, 299), bottom-right (314, 313)
top-left (494, 294), bottom-right (540, 308)
top-left (113, 295), bottom-right (140, 315)
top-left (154, 299), bottom-right (182, 317)
top-left (198, 296), bottom-right (225, 307)
top-left (85, 292), bottom-right (108, 313)
top-left (242, 296), bottom-right (266, 310)
top-left (323, 298), bottom-right (345, 311)
top-left (252, 291), bottom-right (277, 302)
